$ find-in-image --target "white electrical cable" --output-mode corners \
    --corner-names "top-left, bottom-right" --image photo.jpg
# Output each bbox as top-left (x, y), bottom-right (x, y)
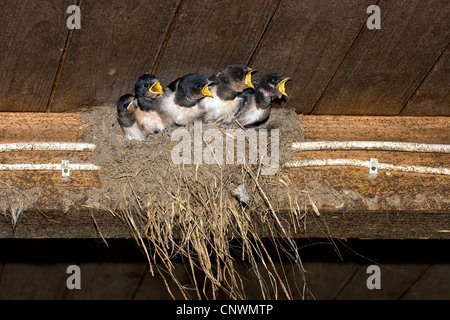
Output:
top-left (0, 163), bottom-right (101, 171)
top-left (0, 142), bottom-right (96, 153)
top-left (290, 141), bottom-right (450, 154)
top-left (284, 159), bottom-right (450, 176)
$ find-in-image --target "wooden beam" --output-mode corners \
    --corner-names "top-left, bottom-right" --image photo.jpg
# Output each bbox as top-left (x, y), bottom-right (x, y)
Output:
top-left (0, 112), bottom-right (448, 240)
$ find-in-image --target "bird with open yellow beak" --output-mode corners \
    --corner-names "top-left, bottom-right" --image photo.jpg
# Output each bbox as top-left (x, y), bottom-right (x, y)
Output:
top-left (132, 74), bottom-right (168, 136)
top-left (200, 64), bottom-right (257, 124)
top-left (154, 73), bottom-right (213, 127)
top-left (233, 73), bottom-right (291, 127)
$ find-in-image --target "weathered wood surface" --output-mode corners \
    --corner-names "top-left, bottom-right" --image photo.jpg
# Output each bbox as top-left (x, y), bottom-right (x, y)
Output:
top-left (287, 115), bottom-right (449, 239)
top-left (249, 0), bottom-right (373, 114)
top-left (0, 113), bottom-right (448, 239)
top-left (0, 1), bottom-right (448, 116)
top-left (50, 0), bottom-right (181, 112)
top-left (311, 0), bottom-right (450, 115)
top-left (0, 239), bottom-right (449, 299)
top-left (0, 113), bottom-right (86, 143)
top-left (401, 46), bottom-right (450, 116)
top-left (152, 0), bottom-right (279, 85)
top-left (300, 115), bottom-right (450, 144)
top-left (0, 0), bottom-right (72, 112)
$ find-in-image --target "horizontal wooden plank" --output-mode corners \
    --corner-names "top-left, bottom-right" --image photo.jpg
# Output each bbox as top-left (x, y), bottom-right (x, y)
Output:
top-left (0, 151), bottom-right (92, 164)
top-left (0, 171), bottom-right (101, 211)
top-left (293, 150), bottom-right (449, 167)
top-left (286, 167), bottom-right (449, 212)
top-left (0, 113), bottom-right (86, 142)
top-left (300, 115), bottom-right (450, 143)
top-left (1, 208), bottom-right (448, 240)
top-left (0, 112), bottom-right (448, 240)
top-left (290, 150), bottom-right (449, 212)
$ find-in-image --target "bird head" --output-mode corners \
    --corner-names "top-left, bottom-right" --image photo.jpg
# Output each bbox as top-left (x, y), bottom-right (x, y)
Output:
top-left (178, 73), bottom-right (213, 101)
top-left (257, 73), bottom-right (291, 100)
top-left (221, 64), bottom-right (257, 91)
top-left (117, 94), bottom-right (136, 113)
top-left (134, 74), bottom-right (164, 99)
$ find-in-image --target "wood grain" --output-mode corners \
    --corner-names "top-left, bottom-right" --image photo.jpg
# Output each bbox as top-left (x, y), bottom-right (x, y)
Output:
top-left (153, 0), bottom-right (279, 85)
top-left (293, 150), bottom-right (449, 168)
top-left (0, 151), bottom-right (92, 164)
top-left (0, 262), bottom-right (69, 299)
top-left (0, 0), bottom-right (72, 112)
top-left (288, 114), bottom-right (450, 216)
top-left (63, 262), bottom-right (146, 300)
top-left (0, 113), bottom-right (85, 143)
top-left (312, 0), bottom-right (450, 115)
top-left (0, 207), bottom-right (448, 240)
top-left (51, 0), bottom-right (180, 112)
top-left (335, 263), bottom-right (430, 300)
top-left (290, 262), bottom-right (360, 299)
top-left (401, 264), bottom-right (450, 300)
top-left (300, 115), bottom-right (450, 144)
top-left (0, 113), bottom-right (448, 240)
top-left (287, 166), bottom-right (449, 212)
top-left (0, 171), bottom-right (101, 211)
top-left (290, 149), bottom-right (449, 212)
top-left (249, 0), bottom-right (373, 114)
top-left (401, 46), bottom-right (450, 116)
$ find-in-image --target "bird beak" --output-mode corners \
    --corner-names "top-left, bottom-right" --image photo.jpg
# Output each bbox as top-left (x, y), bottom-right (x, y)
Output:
top-left (126, 101), bottom-right (134, 110)
top-left (202, 84), bottom-right (213, 97)
top-left (149, 81), bottom-right (164, 94)
top-left (246, 69), bottom-right (256, 89)
top-left (278, 78), bottom-right (290, 96)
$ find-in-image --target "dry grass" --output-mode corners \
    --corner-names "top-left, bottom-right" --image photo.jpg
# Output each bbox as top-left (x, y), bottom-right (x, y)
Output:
top-left (109, 160), bottom-right (311, 299)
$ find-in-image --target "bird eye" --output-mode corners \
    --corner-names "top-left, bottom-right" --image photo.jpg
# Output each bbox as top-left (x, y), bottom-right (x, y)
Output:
top-left (195, 84), bottom-right (202, 89)
top-left (144, 83), bottom-right (149, 88)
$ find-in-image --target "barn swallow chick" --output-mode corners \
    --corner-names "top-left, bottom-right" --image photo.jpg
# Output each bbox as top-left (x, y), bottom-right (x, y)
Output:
top-left (201, 64), bottom-right (256, 124)
top-left (234, 73), bottom-right (290, 127)
top-left (156, 73), bottom-right (212, 126)
top-left (134, 74), bottom-right (168, 135)
top-left (117, 94), bottom-right (147, 141)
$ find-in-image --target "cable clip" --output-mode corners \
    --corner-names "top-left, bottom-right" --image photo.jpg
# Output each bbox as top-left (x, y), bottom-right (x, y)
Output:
top-left (61, 160), bottom-right (70, 180)
top-left (369, 158), bottom-right (378, 178)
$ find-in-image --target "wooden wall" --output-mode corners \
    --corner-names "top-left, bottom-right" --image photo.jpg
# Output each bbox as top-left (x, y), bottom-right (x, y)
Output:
top-left (1, 239), bottom-right (449, 300)
top-left (0, 0), bottom-right (448, 115)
